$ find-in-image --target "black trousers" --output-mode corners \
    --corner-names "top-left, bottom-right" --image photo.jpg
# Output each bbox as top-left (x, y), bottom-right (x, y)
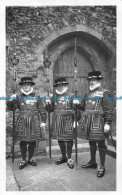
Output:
top-left (89, 140), bottom-right (107, 166)
top-left (58, 140), bottom-right (73, 159)
top-left (20, 141), bottom-right (36, 161)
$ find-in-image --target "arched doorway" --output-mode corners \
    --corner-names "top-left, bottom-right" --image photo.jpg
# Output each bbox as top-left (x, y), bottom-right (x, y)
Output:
top-left (36, 25), bottom-right (116, 95)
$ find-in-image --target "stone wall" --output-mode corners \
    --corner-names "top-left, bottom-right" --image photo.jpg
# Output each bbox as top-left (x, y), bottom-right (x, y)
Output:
top-left (6, 6), bottom-right (116, 158)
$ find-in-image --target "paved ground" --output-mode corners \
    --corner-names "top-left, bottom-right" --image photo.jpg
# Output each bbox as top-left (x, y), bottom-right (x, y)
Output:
top-left (6, 152), bottom-right (116, 191)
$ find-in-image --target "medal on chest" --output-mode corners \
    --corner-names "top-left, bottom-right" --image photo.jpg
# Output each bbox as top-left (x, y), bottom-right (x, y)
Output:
top-left (58, 96), bottom-right (65, 105)
top-left (21, 98), bottom-right (37, 105)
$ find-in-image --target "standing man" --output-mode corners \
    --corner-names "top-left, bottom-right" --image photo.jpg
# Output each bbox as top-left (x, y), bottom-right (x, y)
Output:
top-left (78, 71), bottom-right (113, 178)
top-left (7, 76), bottom-right (47, 169)
top-left (46, 78), bottom-right (80, 169)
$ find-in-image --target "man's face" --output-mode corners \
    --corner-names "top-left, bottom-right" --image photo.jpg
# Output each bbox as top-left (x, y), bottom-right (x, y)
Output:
top-left (22, 83), bottom-right (32, 92)
top-left (57, 84), bottom-right (65, 91)
top-left (56, 84), bottom-right (68, 94)
top-left (89, 79), bottom-right (101, 91)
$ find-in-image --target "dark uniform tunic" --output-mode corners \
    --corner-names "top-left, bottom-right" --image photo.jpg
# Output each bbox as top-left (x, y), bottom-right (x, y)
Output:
top-left (78, 88), bottom-right (113, 141)
top-left (7, 93), bottom-right (47, 142)
top-left (47, 92), bottom-right (80, 141)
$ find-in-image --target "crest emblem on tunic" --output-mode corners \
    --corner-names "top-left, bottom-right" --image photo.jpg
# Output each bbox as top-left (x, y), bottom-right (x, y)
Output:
top-left (58, 100), bottom-right (66, 105)
top-left (25, 99), bottom-right (37, 104)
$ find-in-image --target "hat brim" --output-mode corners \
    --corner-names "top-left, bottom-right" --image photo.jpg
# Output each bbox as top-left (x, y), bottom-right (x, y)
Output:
top-left (19, 81), bottom-right (35, 85)
top-left (54, 83), bottom-right (69, 87)
top-left (87, 77), bottom-right (103, 80)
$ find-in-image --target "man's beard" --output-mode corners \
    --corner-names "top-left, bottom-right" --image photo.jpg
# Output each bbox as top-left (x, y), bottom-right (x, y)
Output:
top-left (89, 83), bottom-right (101, 91)
top-left (56, 86), bottom-right (68, 95)
top-left (21, 87), bottom-right (33, 95)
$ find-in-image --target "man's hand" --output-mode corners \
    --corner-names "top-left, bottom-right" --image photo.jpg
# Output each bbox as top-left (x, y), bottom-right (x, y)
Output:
top-left (104, 123), bottom-right (110, 133)
top-left (40, 123), bottom-right (46, 128)
top-left (40, 123), bottom-right (46, 138)
top-left (73, 99), bottom-right (80, 104)
top-left (10, 94), bottom-right (17, 101)
top-left (73, 121), bottom-right (79, 128)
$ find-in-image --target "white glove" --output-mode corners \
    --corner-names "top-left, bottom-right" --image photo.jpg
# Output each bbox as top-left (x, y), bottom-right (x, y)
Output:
top-left (10, 94), bottom-right (17, 101)
top-left (73, 121), bottom-right (79, 128)
top-left (73, 99), bottom-right (80, 104)
top-left (45, 99), bottom-right (51, 104)
top-left (104, 123), bottom-right (110, 133)
top-left (40, 123), bottom-right (46, 127)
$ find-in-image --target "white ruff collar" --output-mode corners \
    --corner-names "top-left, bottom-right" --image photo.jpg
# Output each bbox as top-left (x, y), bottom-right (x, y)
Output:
top-left (90, 83), bottom-right (101, 91)
top-left (56, 87), bottom-right (68, 95)
top-left (21, 87), bottom-right (33, 95)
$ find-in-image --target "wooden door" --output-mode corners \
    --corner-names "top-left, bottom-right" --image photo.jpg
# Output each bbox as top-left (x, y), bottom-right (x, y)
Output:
top-left (53, 47), bottom-right (93, 97)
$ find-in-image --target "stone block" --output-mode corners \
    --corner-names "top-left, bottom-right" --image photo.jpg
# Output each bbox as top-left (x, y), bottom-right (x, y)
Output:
top-left (6, 136), bottom-right (12, 146)
top-left (37, 141), bottom-right (46, 151)
top-left (14, 145), bottom-right (20, 153)
top-left (6, 146), bottom-right (11, 154)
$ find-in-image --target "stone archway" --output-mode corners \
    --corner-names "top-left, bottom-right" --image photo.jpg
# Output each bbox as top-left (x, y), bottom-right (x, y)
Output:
top-left (35, 24), bottom-right (116, 94)
top-left (36, 24), bottom-right (115, 55)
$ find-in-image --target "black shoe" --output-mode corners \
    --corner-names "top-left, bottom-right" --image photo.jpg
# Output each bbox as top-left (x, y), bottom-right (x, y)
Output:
top-left (97, 165), bottom-right (105, 178)
top-left (28, 158), bottom-right (37, 166)
top-left (55, 157), bottom-right (67, 165)
top-left (81, 160), bottom-right (97, 169)
top-left (67, 159), bottom-right (74, 169)
top-left (19, 161), bottom-right (27, 169)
